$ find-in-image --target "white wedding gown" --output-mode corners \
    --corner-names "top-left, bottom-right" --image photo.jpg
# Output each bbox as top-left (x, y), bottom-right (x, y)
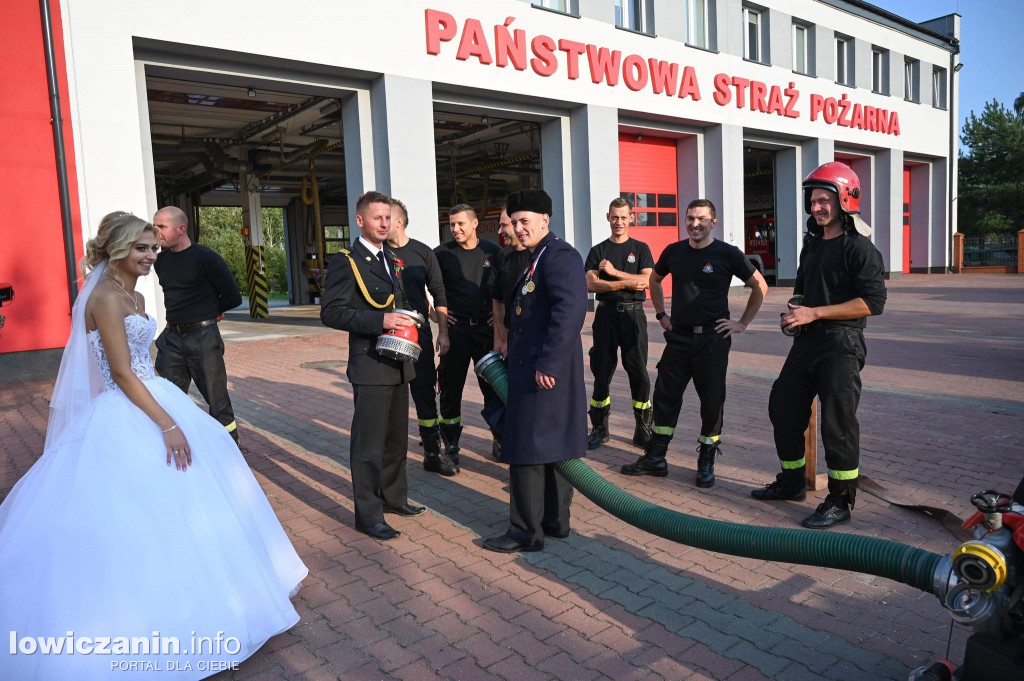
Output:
top-left (0, 314), bottom-right (308, 680)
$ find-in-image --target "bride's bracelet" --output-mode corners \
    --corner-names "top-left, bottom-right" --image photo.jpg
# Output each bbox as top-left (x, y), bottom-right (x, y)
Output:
top-left (161, 424), bottom-right (179, 434)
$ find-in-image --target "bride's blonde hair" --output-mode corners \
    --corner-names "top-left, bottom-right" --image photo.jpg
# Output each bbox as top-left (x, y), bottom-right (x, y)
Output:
top-left (81, 212), bottom-right (158, 284)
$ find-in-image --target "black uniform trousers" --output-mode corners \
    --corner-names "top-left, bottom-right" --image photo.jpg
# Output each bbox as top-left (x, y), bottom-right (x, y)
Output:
top-left (589, 304), bottom-right (650, 406)
top-left (409, 324), bottom-right (439, 425)
top-left (437, 320), bottom-right (497, 422)
top-left (651, 328), bottom-right (731, 439)
top-left (351, 383), bottom-right (410, 528)
top-left (768, 325), bottom-right (866, 478)
top-left (507, 464), bottom-right (573, 546)
top-left (155, 324), bottom-right (238, 441)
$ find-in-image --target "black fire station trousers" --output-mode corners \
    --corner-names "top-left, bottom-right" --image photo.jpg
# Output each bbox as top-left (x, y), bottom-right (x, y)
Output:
top-left (409, 323), bottom-right (439, 427)
top-left (155, 324), bottom-right (238, 441)
top-left (437, 320), bottom-right (497, 423)
top-left (768, 325), bottom-right (866, 480)
top-left (651, 328), bottom-right (731, 440)
top-left (589, 304), bottom-right (650, 407)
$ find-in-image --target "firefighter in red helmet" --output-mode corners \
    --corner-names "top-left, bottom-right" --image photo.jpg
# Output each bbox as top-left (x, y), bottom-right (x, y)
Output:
top-left (751, 162), bottom-right (887, 529)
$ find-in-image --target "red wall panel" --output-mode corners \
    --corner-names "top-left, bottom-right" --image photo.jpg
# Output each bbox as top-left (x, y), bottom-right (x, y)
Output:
top-left (0, 0), bottom-right (83, 353)
top-left (618, 134), bottom-right (678, 296)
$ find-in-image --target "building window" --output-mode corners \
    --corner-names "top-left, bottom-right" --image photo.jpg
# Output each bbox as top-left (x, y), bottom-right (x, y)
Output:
top-left (835, 36), bottom-right (851, 85)
top-left (687, 0), bottom-right (709, 49)
top-left (932, 66), bottom-right (947, 108)
top-left (905, 58), bottom-right (919, 102)
top-left (743, 7), bottom-right (761, 62)
top-left (533, 0), bottom-right (569, 12)
top-left (615, 0), bottom-right (644, 32)
top-left (793, 23), bottom-right (808, 74)
top-left (872, 48), bottom-right (888, 94)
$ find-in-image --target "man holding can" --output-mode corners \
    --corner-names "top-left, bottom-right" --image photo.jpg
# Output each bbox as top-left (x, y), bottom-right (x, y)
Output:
top-left (321, 191), bottom-right (425, 540)
top-left (752, 162), bottom-right (886, 529)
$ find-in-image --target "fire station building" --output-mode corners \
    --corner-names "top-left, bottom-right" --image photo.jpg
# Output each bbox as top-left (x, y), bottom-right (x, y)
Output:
top-left (2, 0), bottom-right (961, 369)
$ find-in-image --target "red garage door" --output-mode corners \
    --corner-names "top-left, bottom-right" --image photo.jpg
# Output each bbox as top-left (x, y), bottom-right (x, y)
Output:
top-left (618, 134), bottom-right (678, 296)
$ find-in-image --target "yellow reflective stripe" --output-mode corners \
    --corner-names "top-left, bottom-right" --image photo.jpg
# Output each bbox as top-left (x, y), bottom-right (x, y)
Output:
top-left (828, 468), bottom-right (860, 480)
top-left (698, 435), bottom-right (720, 444)
top-left (417, 418), bottom-right (438, 427)
top-left (590, 397), bottom-right (611, 408)
top-left (224, 421), bottom-right (237, 432)
top-left (632, 400), bottom-right (652, 410)
top-left (781, 458), bottom-right (806, 470)
top-left (653, 426), bottom-right (674, 435)
top-left (439, 416), bottom-right (462, 425)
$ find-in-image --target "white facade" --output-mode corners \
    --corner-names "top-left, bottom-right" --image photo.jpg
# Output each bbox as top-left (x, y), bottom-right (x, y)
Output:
top-left (57, 0), bottom-right (960, 316)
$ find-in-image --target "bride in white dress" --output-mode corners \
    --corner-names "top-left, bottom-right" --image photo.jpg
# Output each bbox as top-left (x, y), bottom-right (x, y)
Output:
top-left (0, 212), bottom-right (308, 680)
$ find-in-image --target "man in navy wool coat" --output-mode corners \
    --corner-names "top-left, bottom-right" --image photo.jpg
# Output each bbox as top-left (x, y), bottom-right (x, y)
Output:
top-left (483, 189), bottom-right (589, 554)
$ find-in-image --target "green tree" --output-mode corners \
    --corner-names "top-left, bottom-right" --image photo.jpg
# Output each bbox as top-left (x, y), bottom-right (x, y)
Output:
top-left (197, 206), bottom-right (289, 296)
top-left (958, 95), bottom-right (1024, 236)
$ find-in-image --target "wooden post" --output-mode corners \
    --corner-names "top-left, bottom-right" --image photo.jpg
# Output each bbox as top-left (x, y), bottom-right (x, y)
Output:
top-left (952, 232), bottom-right (965, 273)
top-left (804, 399), bottom-right (826, 490)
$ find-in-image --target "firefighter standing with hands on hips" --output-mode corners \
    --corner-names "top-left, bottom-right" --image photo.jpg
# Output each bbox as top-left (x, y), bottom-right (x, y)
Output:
top-left (752, 162), bottom-right (886, 529)
top-left (621, 199), bottom-right (767, 487)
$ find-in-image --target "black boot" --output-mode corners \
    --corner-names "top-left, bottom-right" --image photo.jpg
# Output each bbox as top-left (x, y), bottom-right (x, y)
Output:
top-left (631, 407), bottom-right (653, 448)
top-left (803, 478), bottom-right (856, 529)
top-left (620, 433), bottom-right (669, 477)
top-left (751, 468), bottom-right (807, 501)
top-left (695, 440), bottom-right (721, 488)
top-left (422, 424), bottom-right (459, 476)
top-left (439, 422), bottom-right (463, 467)
top-left (587, 405), bottom-right (610, 450)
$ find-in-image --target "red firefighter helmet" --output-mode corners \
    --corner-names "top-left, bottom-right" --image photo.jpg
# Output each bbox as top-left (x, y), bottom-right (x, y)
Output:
top-left (802, 162), bottom-right (871, 236)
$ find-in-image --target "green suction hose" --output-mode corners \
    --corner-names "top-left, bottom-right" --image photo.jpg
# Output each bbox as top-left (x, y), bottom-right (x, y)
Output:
top-left (476, 351), bottom-right (944, 594)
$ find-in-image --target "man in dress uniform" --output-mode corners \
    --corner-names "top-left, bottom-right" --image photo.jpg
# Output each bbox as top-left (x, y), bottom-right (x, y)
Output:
top-left (153, 206), bottom-right (243, 443)
top-left (584, 197), bottom-right (655, 451)
top-left (752, 162), bottom-right (886, 529)
top-left (492, 207), bottom-right (531, 357)
top-left (621, 199), bottom-right (767, 487)
top-left (482, 189), bottom-right (588, 554)
top-left (433, 205), bottom-right (503, 466)
top-left (386, 198), bottom-right (456, 476)
top-left (321, 191), bottom-right (425, 540)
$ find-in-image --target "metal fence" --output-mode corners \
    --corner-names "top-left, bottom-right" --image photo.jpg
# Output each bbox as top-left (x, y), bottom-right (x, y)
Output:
top-left (964, 235), bottom-right (1018, 267)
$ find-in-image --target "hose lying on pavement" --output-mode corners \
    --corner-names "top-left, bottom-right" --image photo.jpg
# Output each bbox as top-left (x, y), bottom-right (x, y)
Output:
top-left (476, 352), bottom-right (943, 594)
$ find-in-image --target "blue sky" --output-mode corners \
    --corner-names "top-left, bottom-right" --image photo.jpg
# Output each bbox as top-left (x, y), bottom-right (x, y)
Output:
top-left (872, 0), bottom-right (1024, 134)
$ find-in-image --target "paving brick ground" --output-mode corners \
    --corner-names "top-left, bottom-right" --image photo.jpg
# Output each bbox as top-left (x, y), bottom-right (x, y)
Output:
top-left (2, 273), bottom-right (1022, 680)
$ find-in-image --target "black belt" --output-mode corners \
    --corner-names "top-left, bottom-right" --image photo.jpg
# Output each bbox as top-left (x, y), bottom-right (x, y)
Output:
top-left (454, 315), bottom-right (489, 326)
top-left (674, 322), bottom-right (719, 334)
top-left (598, 301), bottom-right (645, 312)
top-left (167, 318), bottom-right (218, 334)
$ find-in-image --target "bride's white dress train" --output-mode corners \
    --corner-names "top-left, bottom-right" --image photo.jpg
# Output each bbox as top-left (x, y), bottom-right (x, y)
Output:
top-left (0, 314), bottom-right (308, 680)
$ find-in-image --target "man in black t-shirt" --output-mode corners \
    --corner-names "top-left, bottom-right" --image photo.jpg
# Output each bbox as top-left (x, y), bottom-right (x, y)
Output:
top-left (386, 198), bottom-right (456, 476)
top-left (492, 207), bottom-right (531, 357)
top-left (621, 199), bottom-right (767, 487)
top-left (752, 163), bottom-right (886, 530)
top-left (584, 198), bottom-right (655, 451)
top-left (153, 206), bottom-right (243, 442)
top-left (433, 204), bottom-right (503, 465)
